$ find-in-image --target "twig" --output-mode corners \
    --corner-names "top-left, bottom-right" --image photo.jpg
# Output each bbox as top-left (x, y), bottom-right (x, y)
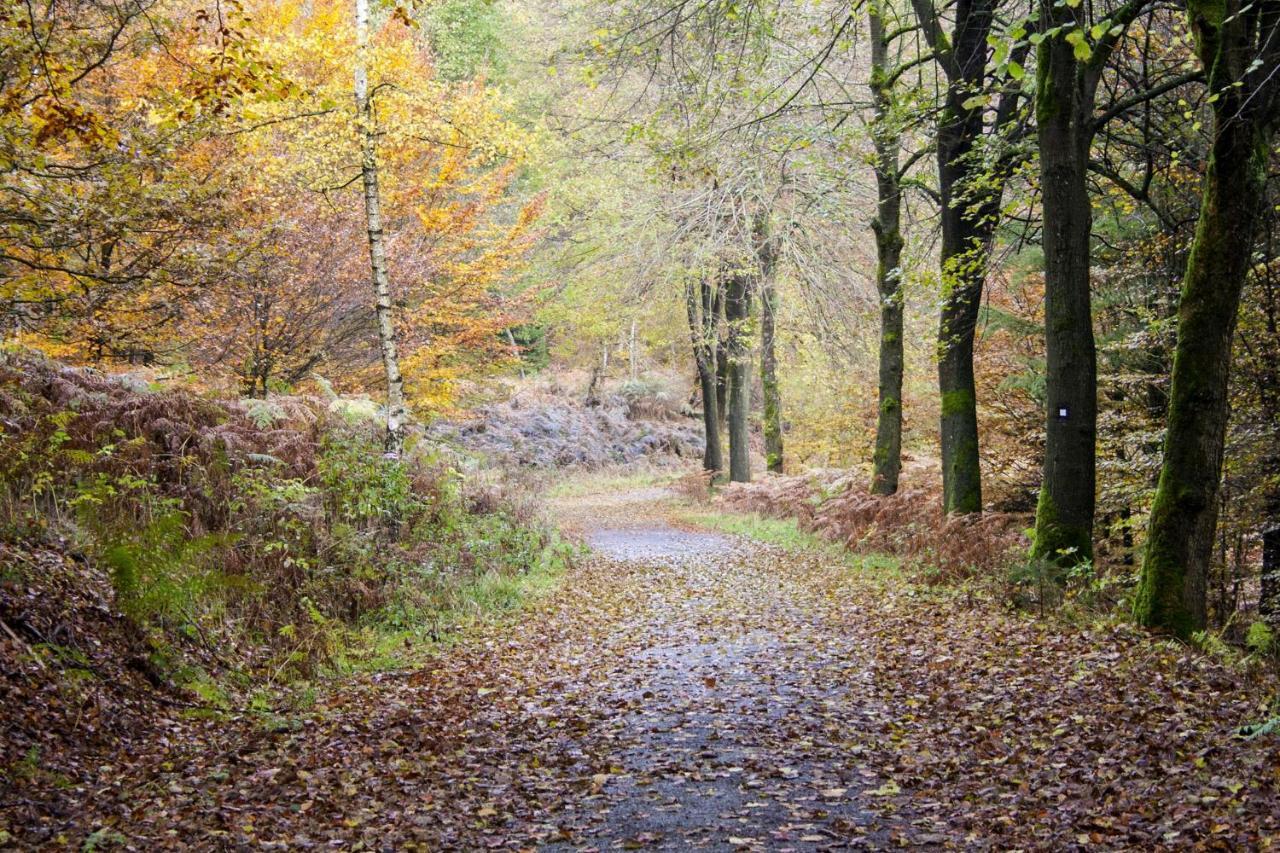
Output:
top-left (0, 615), bottom-right (46, 670)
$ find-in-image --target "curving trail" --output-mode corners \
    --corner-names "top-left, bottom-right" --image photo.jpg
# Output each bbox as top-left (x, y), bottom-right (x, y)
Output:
top-left (11, 482), bottom-right (1280, 850)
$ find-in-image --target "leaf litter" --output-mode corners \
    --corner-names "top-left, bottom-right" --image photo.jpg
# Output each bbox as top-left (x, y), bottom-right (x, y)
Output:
top-left (3, 485), bottom-right (1279, 849)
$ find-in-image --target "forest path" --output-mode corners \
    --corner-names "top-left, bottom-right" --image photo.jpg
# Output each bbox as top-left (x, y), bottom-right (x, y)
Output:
top-left (536, 486), bottom-right (895, 850)
top-left (25, 479), bottom-right (1280, 849)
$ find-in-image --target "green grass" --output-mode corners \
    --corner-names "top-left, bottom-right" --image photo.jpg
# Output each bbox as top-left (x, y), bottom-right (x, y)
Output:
top-left (675, 508), bottom-right (902, 578)
top-left (677, 509), bottom-right (824, 550)
top-left (546, 467), bottom-right (676, 498)
top-left (341, 538), bottom-right (577, 673)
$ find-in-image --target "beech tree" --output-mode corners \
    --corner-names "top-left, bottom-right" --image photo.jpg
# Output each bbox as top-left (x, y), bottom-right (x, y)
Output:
top-left (1029, 0), bottom-right (1159, 563)
top-left (758, 217), bottom-right (784, 475)
top-left (867, 0), bottom-right (912, 496)
top-left (910, 0), bottom-right (1032, 515)
top-left (725, 262), bottom-right (754, 482)
top-left (686, 274), bottom-right (725, 473)
top-left (0, 0), bottom-right (271, 362)
top-left (1135, 0), bottom-right (1280, 636)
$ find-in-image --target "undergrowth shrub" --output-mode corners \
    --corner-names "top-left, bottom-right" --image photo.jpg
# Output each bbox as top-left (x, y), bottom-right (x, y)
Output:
top-left (618, 376), bottom-right (687, 421)
top-left (719, 472), bottom-right (1029, 583)
top-left (0, 351), bottom-right (570, 686)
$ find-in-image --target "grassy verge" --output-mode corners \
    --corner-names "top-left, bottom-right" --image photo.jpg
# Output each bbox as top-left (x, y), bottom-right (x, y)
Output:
top-left (546, 465), bottom-right (679, 499)
top-left (343, 532), bottom-right (580, 672)
top-left (673, 507), bottom-right (902, 578)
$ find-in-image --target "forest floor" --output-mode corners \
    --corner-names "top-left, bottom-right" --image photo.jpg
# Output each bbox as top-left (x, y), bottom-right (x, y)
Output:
top-left (8, 476), bottom-right (1280, 850)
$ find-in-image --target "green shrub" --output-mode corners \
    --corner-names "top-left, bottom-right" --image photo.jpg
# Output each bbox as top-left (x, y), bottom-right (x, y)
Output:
top-left (1246, 620), bottom-right (1276, 656)
top-left (318, 431), bottom-right (423, 531)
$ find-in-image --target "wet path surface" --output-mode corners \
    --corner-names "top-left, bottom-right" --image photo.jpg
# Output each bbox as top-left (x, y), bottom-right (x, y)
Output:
top-left (553, 518), bottom-right (888, 850)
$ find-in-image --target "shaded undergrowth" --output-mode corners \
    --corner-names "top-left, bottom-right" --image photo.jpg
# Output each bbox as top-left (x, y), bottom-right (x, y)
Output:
top-left (0, 351), bottom-right (573, 808)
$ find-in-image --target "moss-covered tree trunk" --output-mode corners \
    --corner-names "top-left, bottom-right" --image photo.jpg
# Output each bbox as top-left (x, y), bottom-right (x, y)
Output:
top-left (686, 276), bottom-right (724, 473)
top-left (1135, 121), bottom-right (1273, 635)
top-left (713, 287), bottom-right (729, 436)
top-left (913, 0), bottom-right (1013, 515)
top-left (1031, 6), bottom-right (1098, 564)
top-left (756, 216), bottom-right (783, 475)
top-left (725, 271), bottom-right (753, 483)
top-left (759, 275), bottom-right (782, 474)
top-left (936, 154), bottom-right (996, 514)
top-left (1031, 0), bottom-right (1151, 566)
top-left (869, 1), bottom-right (905, 496)
top-left (1134, 0), bottom-right (1280, 637)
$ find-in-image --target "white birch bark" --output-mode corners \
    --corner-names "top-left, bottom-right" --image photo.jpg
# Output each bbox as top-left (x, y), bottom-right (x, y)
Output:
top-left (354, 0), bottom-right (406, 453)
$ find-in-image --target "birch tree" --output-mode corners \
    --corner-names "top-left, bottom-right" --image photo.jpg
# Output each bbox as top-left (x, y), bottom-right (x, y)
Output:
top-left (354, 0), bottom-right (407, 452)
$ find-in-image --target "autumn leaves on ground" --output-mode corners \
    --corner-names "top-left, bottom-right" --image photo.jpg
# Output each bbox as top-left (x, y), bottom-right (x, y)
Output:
top-left (4, 467), bottom-right (1276, 849)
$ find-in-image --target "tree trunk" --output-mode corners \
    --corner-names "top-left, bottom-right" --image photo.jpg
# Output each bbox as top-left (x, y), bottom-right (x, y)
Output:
top-left (869, 2), bottom-right (904, 496)
top-left (757, 216), bottom-right (783, 475)
top-left (354, 0), bottom-right (407, 454)
top-left (1031, 19), bottom-right (1100, 565)
top-left (506, 327), bottom-right (525, 379)
top-left (714, 287), bottom-right (728, 436)
top-left (1135, 116), bottom-right (1271, 637)
top-left (759, 275), bottom-right (782, 474)
top-left (687, 277), bottom-right (724, 473)
top-left (932, 5), bottom-right (1001, 516)
top-left (724, 271), bottom-right (752, 483)
top-left (936, 226), bottom-right (988, 515)
top-left (1262, 526), bottom-right (1280, 631)
top-left (629, 318), bottom-right (638, 380)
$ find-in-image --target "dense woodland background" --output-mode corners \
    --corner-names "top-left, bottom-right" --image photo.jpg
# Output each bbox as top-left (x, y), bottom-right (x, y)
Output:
top-left (4, 0), bottom-right (1275, 633)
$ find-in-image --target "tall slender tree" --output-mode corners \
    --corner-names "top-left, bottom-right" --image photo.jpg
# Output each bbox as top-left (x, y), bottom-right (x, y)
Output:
top-left (757, 214), bottom-right (784, 474)
top-left (725, 265), bottom-right (754, 483)
top-left (868, 0), bottom-right (907, 495)
top-left (354, 0), bottom-right (407, 453)
top-left (1135, 0), bottom-right (1280, 636)
top-left (910, 0), bottom-right (1030, 514)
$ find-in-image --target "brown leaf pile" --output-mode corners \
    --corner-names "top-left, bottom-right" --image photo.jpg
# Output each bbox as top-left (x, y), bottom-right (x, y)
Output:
top-left (4, 483), bottom-right (1280, 849)
top-left (718, 471), bottom-right (1030, 579)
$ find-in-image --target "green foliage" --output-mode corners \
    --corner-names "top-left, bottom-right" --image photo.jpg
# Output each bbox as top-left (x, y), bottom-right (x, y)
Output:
top-left (1238, 715), bottom-right (1280, 740)
top-left (243, 398), bottom-right (286, 428)
top-left (98, 509), bottom-right (225, 624)
top-left (1006, 549), bottom-right (1112, 616)
top-left (72, 471), bottom-right (228, 626)
top-left (1246, 621), bottom-right (1276, 656)
top-left (317, 431), bottom-right (422, 530)
top-left (82, 827), bottom-right (129, 851)
top-left (509, 324), bottom-right (550, 372)
top-left (423, 0), bottom-right (508, 82)
top-left (1007, 553), bottom-right (1069, 613)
